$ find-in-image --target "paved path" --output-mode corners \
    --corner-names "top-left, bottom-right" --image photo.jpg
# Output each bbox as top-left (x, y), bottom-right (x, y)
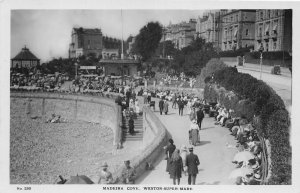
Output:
top-left (136, 97), bottom-right (238, 185)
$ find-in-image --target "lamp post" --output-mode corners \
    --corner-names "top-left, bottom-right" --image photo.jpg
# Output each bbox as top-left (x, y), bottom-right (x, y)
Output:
top-left (259, 44), bottom-right (264, 80)
top-left (74, 58), bottom-right (79, 80)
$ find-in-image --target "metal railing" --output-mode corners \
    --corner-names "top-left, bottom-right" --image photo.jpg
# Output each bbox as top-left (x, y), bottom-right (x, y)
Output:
top-left (258, 136), bottom-right (269, 185)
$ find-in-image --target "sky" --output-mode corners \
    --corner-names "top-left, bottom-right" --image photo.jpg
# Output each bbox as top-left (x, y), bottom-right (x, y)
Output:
top-left (11, 10), bottom-right (204, 62)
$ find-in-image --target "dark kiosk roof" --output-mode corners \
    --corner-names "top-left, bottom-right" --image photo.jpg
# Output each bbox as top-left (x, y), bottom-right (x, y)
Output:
top-left (12, 47), bottom-right (40, 61)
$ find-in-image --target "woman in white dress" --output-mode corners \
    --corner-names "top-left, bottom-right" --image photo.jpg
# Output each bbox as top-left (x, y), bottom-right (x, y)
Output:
top-left (186, 100), bottom-right (192, 115)
top-left (135, 99), bottom-right (140, 114)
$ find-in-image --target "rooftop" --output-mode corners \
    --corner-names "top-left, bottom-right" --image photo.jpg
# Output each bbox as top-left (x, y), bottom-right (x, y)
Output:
top-left (73, 27), bottom-right (102, 35)
top-left (12, 46), bottom-right (40, 61)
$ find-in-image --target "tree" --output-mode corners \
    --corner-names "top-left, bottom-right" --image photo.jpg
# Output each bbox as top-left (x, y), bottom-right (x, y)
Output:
top-left (132, 22), bottom-right (163, 61)
top-left (155, 40), bottom-right (177, 58)
top-left (169, 37), bottom-right (217, 77)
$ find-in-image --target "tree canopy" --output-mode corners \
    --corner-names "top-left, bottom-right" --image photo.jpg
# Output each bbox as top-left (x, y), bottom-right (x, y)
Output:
top-left (170, 37), bottom-right (217, 76)
top-left (132, 22), bottom-right (163, 61)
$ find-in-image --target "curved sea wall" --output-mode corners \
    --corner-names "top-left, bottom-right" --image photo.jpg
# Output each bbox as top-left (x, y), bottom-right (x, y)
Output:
top-left (10, 92), bottom-right (122, 149)
top-left (113, 106), bottom-right (169, 183)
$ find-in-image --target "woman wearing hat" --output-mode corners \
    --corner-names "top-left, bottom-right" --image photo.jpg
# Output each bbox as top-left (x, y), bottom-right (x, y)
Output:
top-left (189, 119), bottom-right (200, 146)
top-left (121, 160), bottom-right (136, 184)
top-left (180, 145), bottom-right (188, 176)
top-left (165, 139), bottom-right (176, 173)
top-left (98, 162), bottom-right (114, 184)
top-left (169, 149), bottom-right (183, 185)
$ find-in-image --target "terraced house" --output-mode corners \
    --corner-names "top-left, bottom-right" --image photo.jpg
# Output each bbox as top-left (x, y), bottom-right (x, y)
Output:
top-left (255, 9), bottom-right (292, 52)
top-left (221, 9), bottom-right (256, 51)
top-left (163, 19), bottom-right (196, 50)
top-left (69, 27), bottom-right (122, 59)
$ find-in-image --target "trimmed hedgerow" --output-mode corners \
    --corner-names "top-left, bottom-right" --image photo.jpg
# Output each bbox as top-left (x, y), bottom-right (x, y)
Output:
top-left (204, 66), bottom-right (291, 185)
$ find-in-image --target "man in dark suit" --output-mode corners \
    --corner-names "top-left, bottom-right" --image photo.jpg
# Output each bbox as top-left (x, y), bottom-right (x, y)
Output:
top-left (177, 98), bottom-right (184, 116)
top-left (159, 98), bottom-right (164, 115)
top-left (186, 147), bottom-right (200, 185)
top-left (196, 108), bottom-right (205, 129)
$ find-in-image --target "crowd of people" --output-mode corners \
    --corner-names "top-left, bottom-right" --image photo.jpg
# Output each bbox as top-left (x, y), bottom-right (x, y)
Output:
top-left (10, 72), bottom-right (68, 90)
top-left (156, 72), bottom-right (196, 88)
top-left (212, 105), bottom-right (263, 185)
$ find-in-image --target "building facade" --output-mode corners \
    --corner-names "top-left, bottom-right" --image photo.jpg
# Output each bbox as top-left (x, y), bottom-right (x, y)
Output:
top-left (69, 27), bottom-right (122, 59)
top-left (196, 11), bottom-right (223, 49)
top-left (221, 10), bottom-right (256, 51)
top-left (69, 28), bottom-right (103, 58)
top-left (99, 59), bottom-right (139, 77)
top-left (11, 46), bottom-right (40, 69)
top-left (163, 19), bottom-right (196, 50)
top-left (255, 9), bottom-right (292, 52)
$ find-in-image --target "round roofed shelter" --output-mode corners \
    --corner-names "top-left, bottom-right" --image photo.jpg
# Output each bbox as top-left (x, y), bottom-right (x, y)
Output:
top-left (11, 46), bottom-right (40, 69)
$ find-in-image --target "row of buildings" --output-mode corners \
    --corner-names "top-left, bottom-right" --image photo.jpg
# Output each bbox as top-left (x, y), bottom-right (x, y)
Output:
top-left (163, 9), bottom-right (292, 52)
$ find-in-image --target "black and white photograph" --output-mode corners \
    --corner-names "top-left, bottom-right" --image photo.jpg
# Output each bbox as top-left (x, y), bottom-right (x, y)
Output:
top-left (0, 0), bottom-right (299, 193)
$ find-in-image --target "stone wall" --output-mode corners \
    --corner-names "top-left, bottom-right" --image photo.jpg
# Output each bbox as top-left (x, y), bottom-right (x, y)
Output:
top-left (10, 92), bottom-right (122, 149)
top-left (113, 106), bottom-right (168, 183)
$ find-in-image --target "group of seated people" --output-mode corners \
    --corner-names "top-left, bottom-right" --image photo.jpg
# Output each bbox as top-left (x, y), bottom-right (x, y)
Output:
top-left (10, 72), bottom-right (67, 90)
top-left (213, 105), bottom-right (263, 185)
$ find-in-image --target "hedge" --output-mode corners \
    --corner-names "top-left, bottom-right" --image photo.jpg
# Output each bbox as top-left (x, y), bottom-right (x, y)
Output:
top-left (204, 67), bottom-right (291, 185)
top-left (218, 46), bottom-right (254, 57)
top-left (248, 51), bottom-right (292, 60)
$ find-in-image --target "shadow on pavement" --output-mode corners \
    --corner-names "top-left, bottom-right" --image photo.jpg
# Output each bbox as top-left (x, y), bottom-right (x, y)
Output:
top-left (200, 126), bottom-right (214, 130)
top-left (197, 181), bottom-right (220, 185)
top-left (197, 141), bottom-right (211, 146)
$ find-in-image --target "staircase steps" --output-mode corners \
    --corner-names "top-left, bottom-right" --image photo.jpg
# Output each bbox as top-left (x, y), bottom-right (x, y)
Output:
top-left (122, 113), bottom-right (143, 141)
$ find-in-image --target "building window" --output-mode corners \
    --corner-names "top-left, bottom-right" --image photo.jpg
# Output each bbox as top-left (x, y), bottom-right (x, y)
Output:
top-left (268, 10), bottom-right (271, 18)
top-left (236, 14), bottom-right (238, 22)
top-left (266, 42), bottom-right (269, 51)
top-left (260, 11), bottom-right (263, 20)
top-left (273, 41), bottom-right (277, 50)
top-left (259, 27), bottom-right (262, 37)
top-left (246, 29), bottom-right (249, 36)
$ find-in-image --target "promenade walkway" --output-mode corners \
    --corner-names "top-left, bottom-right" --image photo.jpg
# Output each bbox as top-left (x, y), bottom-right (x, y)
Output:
top-left (136, 97), bottom-right (238, 185)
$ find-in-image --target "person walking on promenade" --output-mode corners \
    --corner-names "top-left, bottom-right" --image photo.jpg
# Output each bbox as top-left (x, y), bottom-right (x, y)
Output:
top-left (121, 160), bottom-right (136, 184)
top-left (178, 98), bottom-right (184, 116)
top-left (159, 97), bottom-right (164, 115)
top-left (165, 139), bottom-right (176, 173)
top-left (186, 99), bottom-right (192, 116)
top-left (163, 99), bottom-right (169, 115)
top-left (186, 147), bottom-right (200, 185)
top-left (180, 145), bottom-right (188, 176)
top-left (196, 107), bottom-right (205, 130)
top-left (98, 162), bottom-right (114, 184)
top-left (128, 116), bottom-right (135, 135)
top-left (189, 107), bottom-right (196, 121)
top-left (147, 92), bottom-right (151, 104)
top-left (143, 91), bottom-right (148, 104)
top-left (189, 119), bottom-right (200, 146)
top-left (172, 93), bottom-right (177, 109)
top-left (169, 149), bottom-right (183, 185)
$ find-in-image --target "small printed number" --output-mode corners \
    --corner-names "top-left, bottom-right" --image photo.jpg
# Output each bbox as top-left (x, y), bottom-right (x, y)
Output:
top-left (24, 187), bottom-right (31, 190)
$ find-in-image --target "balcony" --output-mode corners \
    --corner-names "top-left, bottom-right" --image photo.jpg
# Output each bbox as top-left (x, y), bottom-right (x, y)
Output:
top-left (263, 32), bottom-right (270, 40)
